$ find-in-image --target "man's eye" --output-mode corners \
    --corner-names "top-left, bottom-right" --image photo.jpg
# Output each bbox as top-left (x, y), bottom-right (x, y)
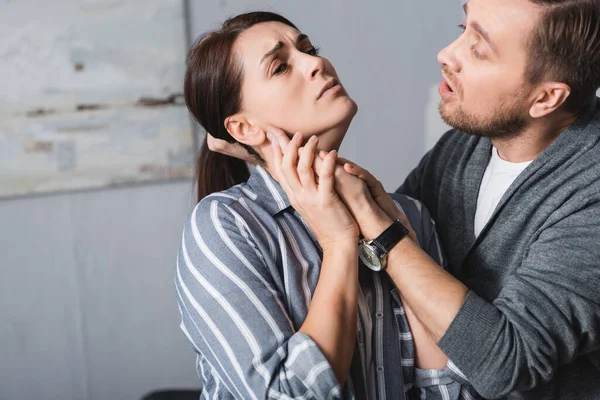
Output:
top-left (273, 63), bottom-right (288, 75)
top-left (472, 46), bottom-right (484, 60)
top-left (458, 24), bottom-right (466, 33)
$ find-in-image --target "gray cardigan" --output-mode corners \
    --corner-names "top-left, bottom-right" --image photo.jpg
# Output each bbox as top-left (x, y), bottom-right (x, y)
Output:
top-left (397, 98), bottom-right (600, 399)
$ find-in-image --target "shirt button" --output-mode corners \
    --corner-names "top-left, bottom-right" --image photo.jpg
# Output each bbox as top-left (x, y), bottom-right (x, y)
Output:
top-left (376, 312), bottom-right (384, 319)
top-left (377, 365), bottom-right (385, 373)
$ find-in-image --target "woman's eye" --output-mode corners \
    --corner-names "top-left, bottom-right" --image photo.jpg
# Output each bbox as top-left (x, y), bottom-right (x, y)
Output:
top-left (458, 24), bottom-right (466, 34)
top-left (306, 46), bottom-right (320, 56)
top-left (273, 62), bottom-right (288, 75)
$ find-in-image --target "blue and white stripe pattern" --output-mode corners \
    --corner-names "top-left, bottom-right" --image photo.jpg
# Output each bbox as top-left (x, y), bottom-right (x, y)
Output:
top-left (175, 165), bottom-right (480, 399)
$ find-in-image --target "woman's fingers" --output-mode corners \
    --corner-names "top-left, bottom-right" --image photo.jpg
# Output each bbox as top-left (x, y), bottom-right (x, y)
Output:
top-left (269, 134), bottom-right (291, 192)
top-left (267, 126), bottom-right (291, 150)
top-left (267, 126), bottom-right (295, 184)
top-left (318, 151), bottom-right (351, 168)
top-left (313, 152), bottom-right (324, 173)
top-left (280, 132), bottom-right (304, 191)
top-left (318, 150), bottom-right (338, 196)
top-left (298, 136), bottom-right (318, 190)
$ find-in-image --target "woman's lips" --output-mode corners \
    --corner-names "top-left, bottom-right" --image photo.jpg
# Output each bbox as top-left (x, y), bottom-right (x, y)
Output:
top-left (319, 83), bottom-right (342, 99)
top-left (317, 78), bottom-right (341, 100)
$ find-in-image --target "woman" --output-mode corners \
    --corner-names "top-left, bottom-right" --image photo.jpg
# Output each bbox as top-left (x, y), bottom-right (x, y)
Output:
top-left (176, 11), bottom-right (476, 399)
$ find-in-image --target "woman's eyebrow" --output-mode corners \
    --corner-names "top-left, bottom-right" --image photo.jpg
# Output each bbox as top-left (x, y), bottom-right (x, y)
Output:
top-left (296, 33), bottom-right (309, 43)
top-left (260, 42), bottom-right (284, 65)
top-left (260, 33), bottom-right (311, 66)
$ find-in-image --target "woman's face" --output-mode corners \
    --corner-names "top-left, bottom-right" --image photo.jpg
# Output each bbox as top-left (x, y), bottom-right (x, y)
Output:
top-left (233, 21), bottom-right (357, 149)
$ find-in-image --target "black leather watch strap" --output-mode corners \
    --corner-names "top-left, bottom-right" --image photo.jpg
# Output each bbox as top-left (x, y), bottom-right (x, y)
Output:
top-left (371, 220), bottom-right (409, 255)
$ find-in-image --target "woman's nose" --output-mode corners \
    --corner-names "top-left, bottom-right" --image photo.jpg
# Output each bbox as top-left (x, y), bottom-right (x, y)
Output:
top-left (303, 53), bottom-right (325, 80)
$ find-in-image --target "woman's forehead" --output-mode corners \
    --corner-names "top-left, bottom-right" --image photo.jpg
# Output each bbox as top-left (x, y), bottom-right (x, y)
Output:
top-left (236, 22), bottom-right (301, 59)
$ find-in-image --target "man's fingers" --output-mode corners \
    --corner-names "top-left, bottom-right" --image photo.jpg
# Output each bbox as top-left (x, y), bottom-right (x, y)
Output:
top-left (344, 163), bottom-right (381, 190)
top-left (206, 133), bottom-right (257, 164)
top-left (206, 133), bottom-right (219, 152)
top-left (335, 157), bottom-right (352, 165)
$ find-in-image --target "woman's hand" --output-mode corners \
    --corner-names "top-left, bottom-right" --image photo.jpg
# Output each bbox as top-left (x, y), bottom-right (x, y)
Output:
top-left (268, 128), bottom-right (359, 249)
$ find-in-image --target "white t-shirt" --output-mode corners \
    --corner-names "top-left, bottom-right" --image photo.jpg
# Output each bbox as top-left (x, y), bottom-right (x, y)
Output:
top-left (474, 147), bottom-right (533, 237)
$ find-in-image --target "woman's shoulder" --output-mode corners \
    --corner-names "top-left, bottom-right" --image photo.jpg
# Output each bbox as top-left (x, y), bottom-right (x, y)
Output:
top-left (186, 182), bottom-right (271, 241)
top-left (389, 193), bottom-right (429, 219)
top-left (188, 183), bottom-right (251, 223)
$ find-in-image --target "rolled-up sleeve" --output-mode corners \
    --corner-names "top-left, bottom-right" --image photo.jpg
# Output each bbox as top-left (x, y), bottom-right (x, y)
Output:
top-left (438, 201), bottom-right (600, 399)
top-left (175, 198), bottom-right (341, 399)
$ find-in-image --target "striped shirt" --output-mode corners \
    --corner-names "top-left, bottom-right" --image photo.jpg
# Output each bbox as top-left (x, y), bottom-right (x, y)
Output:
top-left (175, 165), bottom-right (479, 399)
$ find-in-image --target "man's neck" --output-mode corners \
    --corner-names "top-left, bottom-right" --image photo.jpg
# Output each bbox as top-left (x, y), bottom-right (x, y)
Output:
top-left (493, 111), bottom-right (580, 163)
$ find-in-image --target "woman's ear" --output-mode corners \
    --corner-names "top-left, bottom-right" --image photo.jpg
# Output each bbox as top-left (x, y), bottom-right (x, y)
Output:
top-left (225, 113), bottom-right (266, 146)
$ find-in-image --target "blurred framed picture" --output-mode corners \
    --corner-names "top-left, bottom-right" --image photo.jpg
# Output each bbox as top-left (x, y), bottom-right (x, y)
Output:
top-left (0, 0), bottom-right (194, 198)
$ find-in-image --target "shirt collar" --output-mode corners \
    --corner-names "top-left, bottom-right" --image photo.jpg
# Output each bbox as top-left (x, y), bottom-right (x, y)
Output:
top-left (246, 165), bottom-right (292, 216)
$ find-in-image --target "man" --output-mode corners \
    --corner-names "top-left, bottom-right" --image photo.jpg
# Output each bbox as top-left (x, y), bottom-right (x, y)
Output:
top-left (206, 0), bottom-right (600, 397)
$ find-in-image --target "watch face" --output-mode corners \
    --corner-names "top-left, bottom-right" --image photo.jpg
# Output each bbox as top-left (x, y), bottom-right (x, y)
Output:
top-left (359, 244), bottom-right (382, 271)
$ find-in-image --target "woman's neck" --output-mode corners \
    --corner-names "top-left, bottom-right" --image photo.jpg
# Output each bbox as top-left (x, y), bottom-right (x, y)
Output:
top-left (260, 124), bottom-right (350, 180)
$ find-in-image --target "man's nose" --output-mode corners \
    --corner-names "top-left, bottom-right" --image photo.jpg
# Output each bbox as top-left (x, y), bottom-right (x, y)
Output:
top-left (437, 38), bottom-right (462, 73)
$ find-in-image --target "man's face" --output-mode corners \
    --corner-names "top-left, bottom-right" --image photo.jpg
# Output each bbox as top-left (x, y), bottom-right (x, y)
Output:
top-left (437, 0), bottom-right (542, 138)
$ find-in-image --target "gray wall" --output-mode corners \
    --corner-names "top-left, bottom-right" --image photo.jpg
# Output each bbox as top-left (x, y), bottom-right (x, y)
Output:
top-left (0, 1), bottom-right (463, 399)
top-left (190, 0), bottom-right (462, 190)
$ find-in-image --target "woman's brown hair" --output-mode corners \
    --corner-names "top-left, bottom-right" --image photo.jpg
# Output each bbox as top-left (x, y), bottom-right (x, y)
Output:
top-left (184, 12), bottom-right (298, 202)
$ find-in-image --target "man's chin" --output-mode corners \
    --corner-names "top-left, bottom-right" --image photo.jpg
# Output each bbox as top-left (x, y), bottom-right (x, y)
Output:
top-left (439, 108), bottom-right (528, 139)
top-left (438, 103), bottom-right (460, 129)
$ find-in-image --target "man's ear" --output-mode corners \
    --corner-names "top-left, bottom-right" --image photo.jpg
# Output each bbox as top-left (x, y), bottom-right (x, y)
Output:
top-left (529, 82), bottom-right (571, 119)
top-left (224, 113), bottom-right (266, 146)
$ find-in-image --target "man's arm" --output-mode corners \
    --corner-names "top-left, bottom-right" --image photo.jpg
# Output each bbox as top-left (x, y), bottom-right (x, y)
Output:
top-left (357, 199), bottom-right (600, 398)
top-left (358, 210), bottom-right (468, 342)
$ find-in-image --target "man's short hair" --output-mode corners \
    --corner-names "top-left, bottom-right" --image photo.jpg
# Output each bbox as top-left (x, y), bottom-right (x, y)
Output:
top-left (526, 0), bottom-right (600, 111)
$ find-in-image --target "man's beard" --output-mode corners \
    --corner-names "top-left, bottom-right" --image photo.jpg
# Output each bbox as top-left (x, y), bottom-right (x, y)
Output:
top-left (439, 97), bottom-right (528, 139)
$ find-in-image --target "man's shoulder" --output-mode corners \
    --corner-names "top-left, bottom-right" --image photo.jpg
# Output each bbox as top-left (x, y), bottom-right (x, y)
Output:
top-left (413, 128), bottom-right (485, 186)
top-left (430, 128), bottom-right (482, 158)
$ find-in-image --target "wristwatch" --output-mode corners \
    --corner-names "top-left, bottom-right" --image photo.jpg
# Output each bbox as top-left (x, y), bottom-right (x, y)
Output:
top-left (358, 220), bottom-right (409, 271)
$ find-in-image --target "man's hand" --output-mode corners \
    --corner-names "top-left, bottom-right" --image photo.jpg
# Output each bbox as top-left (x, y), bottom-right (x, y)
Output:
top-left (320, 154), bottom-right (418, 242)
top-left (206, 133), bottom-right (258, 165)
top-left (265, 126), bottom-right (415, 241)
